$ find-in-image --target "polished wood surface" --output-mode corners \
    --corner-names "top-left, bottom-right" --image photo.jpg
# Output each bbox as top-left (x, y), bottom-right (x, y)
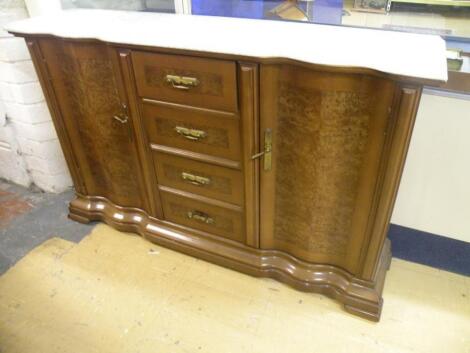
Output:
top-left (154, 152), bottom-right (244, 206)
top-left (142, 100), bottom-right (241, 162)
top-left (360, 85), bottom-right (422, 280)
top-left (34, 39), bottom-right (147, 210)
top-left (260, 65), bottom-right (396, 275)
top-left (114, 48), bottom-right (162, 218)
top-left (238, 63), bottom-right (260, 249)
top-left (160, 187), bottom-right (245, 243)
top-left (132, 51), bottom-right (238, 112)
top-left (23, 35), bottom-right (424, 321)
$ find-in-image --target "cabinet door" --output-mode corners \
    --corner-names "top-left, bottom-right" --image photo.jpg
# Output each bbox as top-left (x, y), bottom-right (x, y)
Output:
top-left (259, 65), bottom-right (396, 275)
top-left (38, 39), bottom-right (146, 209)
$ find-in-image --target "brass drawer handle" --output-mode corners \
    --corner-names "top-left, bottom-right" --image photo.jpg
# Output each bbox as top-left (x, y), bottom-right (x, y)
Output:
top-left (165, 74), bottom-right (199, 90)
top-left (181, 172), bottom-right (211, 186)
top-left (175, 126), bottom-right (207, 141)
top-left (187, 210), bottom-right (214, 224)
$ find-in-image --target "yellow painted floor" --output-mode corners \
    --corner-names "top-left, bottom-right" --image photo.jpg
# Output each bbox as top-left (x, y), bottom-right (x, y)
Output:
top-left (0, 224), bottom-right (469, 353)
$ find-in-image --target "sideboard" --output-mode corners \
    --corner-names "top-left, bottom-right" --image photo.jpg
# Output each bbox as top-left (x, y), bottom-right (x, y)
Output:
top-left (7, 9), bottom-right (447, 321)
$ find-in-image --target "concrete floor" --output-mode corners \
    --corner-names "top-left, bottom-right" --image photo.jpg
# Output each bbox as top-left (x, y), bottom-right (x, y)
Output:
top-left (0, 180), bottom-right (94, 274)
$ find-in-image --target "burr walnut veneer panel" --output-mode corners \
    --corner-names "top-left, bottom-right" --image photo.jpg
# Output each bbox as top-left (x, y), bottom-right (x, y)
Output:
top-left (142, 101), bottom-right (241, 163)
top-left (132, 51), bottom-right (238, 112)
top-left (154, 152), bottom-right (244, 206)
top-left (260, 65), bottom-right (396, 275)
top-left (160, 188), bottom-right (245, 243)
top-left (23, 36), bottom-right (424, 322)
top-left (35, 39), bottom-right (147, 210)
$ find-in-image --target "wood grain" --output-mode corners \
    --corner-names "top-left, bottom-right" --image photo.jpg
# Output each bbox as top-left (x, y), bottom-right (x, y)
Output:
top-left (239, 63), bottom-right (260, 248)
top-left (142, 101), bottom-right (241, 162)
top-left (26, 39), bottom-right (86, 194)
top-left (260, 64), bottom-right (396, 275)
top-left (112, 48), bottom-right (163, 218)
top-left (160, 188), bottom-right (245, 243)
top-left (37, 39), bottom-right (146, 209)
top-left (360, 85), bottom-right (422, 280)
top-left (132, 51), bottom-right (238, 112)
top-left (154, 152), bottom-right (244, 205)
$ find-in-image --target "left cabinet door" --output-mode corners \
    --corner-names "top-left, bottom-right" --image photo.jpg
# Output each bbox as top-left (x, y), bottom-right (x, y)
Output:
top-left (31, 38), bottom-right (147, 209)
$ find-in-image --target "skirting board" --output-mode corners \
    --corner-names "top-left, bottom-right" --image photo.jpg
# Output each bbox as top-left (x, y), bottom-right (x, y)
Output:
top-left (389, 224), bottom-right (470, 276)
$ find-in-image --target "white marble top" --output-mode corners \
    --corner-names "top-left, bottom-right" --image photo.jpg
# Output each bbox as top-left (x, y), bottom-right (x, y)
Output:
top-left (5, 9), bottom-right (447, 83)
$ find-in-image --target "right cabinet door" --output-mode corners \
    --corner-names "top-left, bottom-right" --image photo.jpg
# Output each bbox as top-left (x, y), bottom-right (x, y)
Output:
top-left (259, 64), bottom-right (396, 275)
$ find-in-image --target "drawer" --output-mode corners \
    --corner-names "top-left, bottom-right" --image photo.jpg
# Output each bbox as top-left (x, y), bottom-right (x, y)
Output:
top-left (142, 102), bottom-right (241, 162)
top-left (132, 51), bottom-right (237, 112)
top-left (161, 190), bottom-right (244, 243)
top-left (154, 152), bottom-right (244, 205)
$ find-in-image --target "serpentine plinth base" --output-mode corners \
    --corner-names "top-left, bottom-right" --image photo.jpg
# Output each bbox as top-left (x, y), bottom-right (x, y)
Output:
top-left (69, 194), bottom-right (391, 321)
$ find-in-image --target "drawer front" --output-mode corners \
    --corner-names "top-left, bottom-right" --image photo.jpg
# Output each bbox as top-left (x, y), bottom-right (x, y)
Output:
top-left (154, 152), bottom-right (244, 205)
top-left (161, 191), bottom-right (244, 243)
top-left (143, 102), bottom-right (241, 161)
top-left (132, 51), bottom-right (237, 112)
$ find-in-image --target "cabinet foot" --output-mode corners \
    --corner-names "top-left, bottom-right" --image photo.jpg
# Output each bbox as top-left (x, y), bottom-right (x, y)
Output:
top-left (68, 211), bottom-right (92, 224)
top-left (344, 302), bottom-right (382, 322)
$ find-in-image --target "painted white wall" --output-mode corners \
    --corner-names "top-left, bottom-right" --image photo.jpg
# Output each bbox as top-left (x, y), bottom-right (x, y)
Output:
top-left (0, 0), bottom-right (33, 187)
top-left (0, 0), bottom-right (72, 192)
top-left (24, 0), bottom-right (61, 17)
top-left (392, 91), bottom-right (470, 243)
